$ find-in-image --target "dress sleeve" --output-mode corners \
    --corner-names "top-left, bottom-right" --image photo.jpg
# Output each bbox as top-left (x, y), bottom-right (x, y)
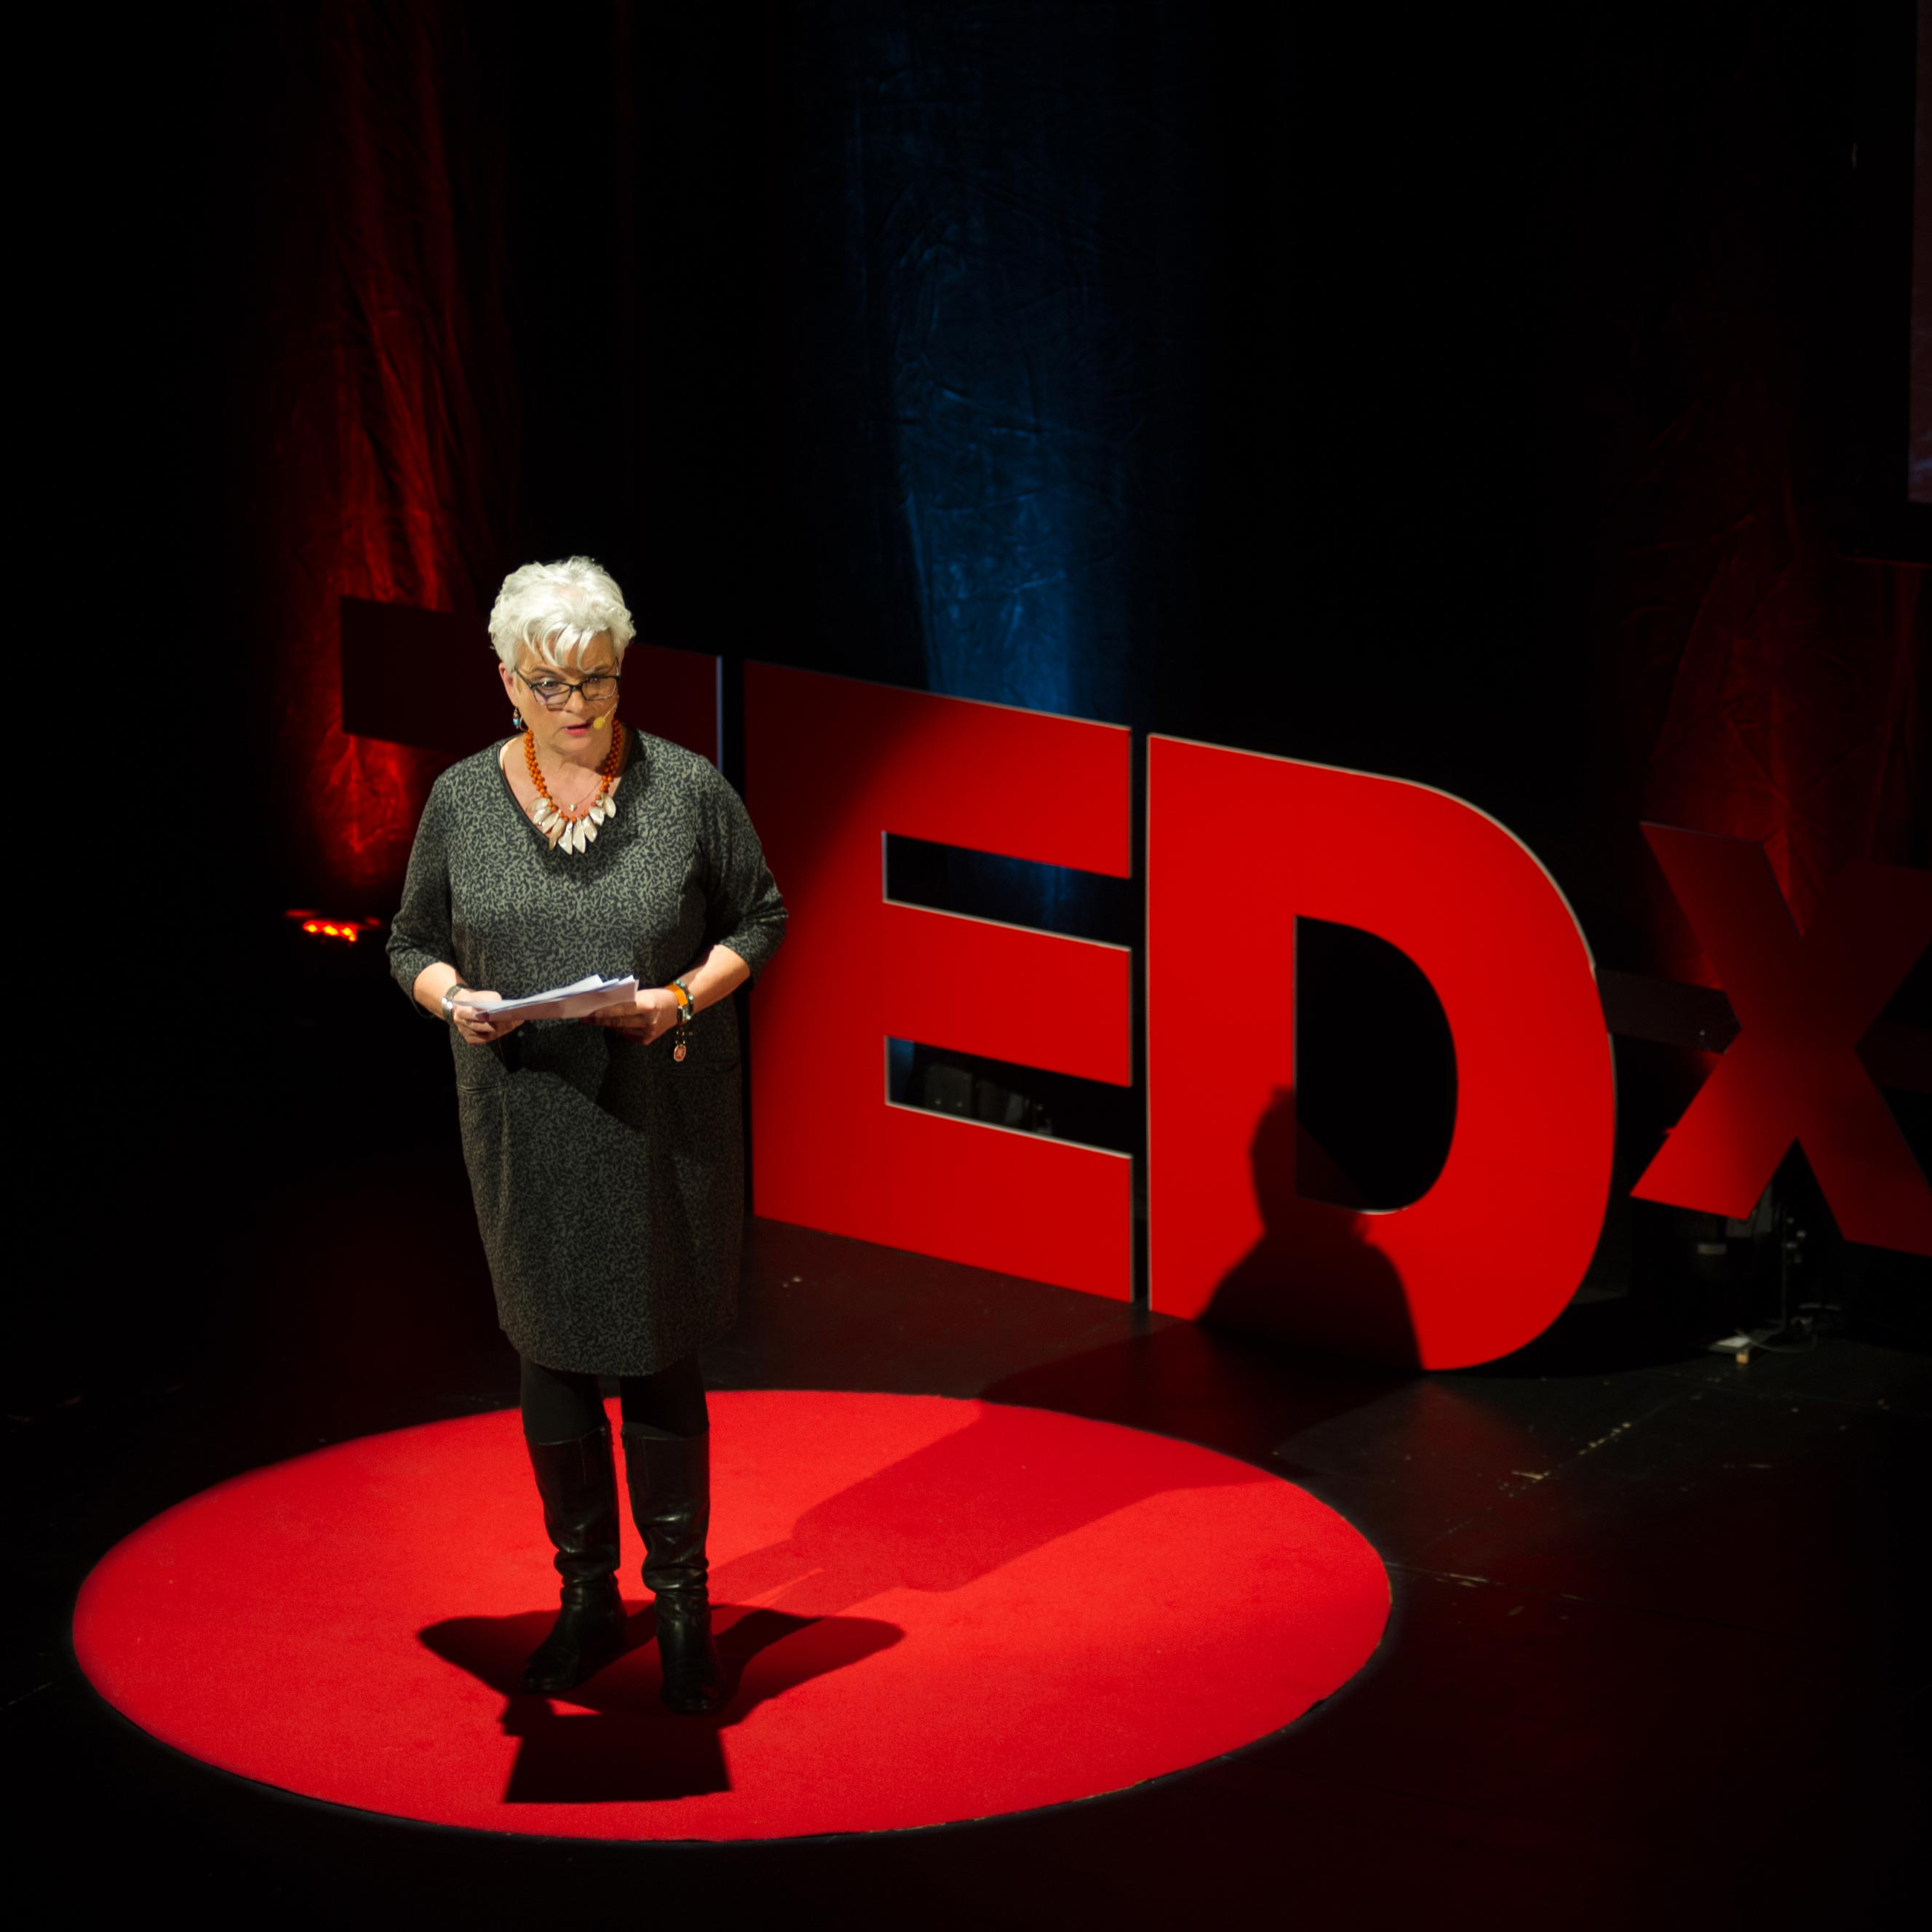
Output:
top-left (697, 763), bottom-right (787, 985)
top-left (386, 776), bottom-right (456, 1017)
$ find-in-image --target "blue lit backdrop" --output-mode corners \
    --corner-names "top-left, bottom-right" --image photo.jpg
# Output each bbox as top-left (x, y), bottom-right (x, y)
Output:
top-left (783, 0), bottom-right (1202, 941)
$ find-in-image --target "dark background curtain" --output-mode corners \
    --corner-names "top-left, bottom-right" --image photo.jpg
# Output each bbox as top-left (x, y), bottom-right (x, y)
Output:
top-left (33, 0), bottom-right (1923, 1393)
top-left (121, 0), bottom-right (1922, 931)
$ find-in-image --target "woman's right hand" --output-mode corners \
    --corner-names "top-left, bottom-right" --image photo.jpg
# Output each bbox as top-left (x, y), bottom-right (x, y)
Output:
top-left (587, 985), bottom-right (683, 1045)
top-left (453, 991), bottom-right (523, 1046)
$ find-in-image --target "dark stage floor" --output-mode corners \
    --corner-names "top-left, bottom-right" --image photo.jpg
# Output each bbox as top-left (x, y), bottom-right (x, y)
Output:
top-left (9, 1006), bottom-right (1928, 1928)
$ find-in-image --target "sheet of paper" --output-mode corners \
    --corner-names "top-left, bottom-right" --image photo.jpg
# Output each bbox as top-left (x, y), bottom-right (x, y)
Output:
top-left (465, 974), bottom-right (638, 1023)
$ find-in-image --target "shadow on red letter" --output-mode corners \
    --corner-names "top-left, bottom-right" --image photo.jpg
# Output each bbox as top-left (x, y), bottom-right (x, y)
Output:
top-left (747, 665), bottom-right (1134, 1298)
top-left (1146, 738), bottom-right (1616, 1370)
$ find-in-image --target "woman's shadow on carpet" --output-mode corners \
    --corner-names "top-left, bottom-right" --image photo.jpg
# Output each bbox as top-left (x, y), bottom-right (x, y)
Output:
top-left (423, 1372), bottom-right (1263, 1802)
top-left (419, 1602), bottom-right (903, 1803)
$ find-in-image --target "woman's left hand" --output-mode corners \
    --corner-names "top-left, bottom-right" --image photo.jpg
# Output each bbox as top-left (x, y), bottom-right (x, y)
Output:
top-left (587, 986), bottom-right (684, 1045)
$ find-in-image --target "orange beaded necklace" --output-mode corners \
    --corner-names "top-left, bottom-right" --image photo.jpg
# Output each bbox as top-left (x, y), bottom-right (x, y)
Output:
top-left (522, 719), bottom-right (626, 854)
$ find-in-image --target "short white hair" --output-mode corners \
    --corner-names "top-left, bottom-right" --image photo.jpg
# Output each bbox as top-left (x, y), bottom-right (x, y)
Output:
top-left (487, 556), bottom-right (635, 670)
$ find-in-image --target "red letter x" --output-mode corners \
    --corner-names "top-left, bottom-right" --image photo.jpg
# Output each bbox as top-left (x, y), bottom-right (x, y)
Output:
top-left (1632, 827), bottom-right (1932, 1256)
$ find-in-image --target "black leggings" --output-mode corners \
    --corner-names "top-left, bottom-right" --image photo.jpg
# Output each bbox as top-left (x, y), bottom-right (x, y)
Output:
top-left (519, 1351), bottom-right (709, 1444)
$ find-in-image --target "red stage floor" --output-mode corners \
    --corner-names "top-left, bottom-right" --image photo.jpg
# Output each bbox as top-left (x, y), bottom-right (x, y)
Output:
top-left (73, 1389), bottom-right (1390, 1840)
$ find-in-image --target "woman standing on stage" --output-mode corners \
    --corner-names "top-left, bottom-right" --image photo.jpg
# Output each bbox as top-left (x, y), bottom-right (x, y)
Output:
top-left (387, 555), bottom-right (786, 1713)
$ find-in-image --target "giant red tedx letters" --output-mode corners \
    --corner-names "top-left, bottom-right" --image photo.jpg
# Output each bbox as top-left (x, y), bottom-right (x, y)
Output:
top-left (747, 664), bottom-right (1134, 1302)
top-left (746, 667), bottom-right (1931, 1370)
top-left (1629, 828), bottom-right (1932, 1257)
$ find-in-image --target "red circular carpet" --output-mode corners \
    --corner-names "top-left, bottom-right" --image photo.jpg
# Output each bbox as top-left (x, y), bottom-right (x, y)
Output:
top-left (73, 1390), bottom-right (1389, 1840)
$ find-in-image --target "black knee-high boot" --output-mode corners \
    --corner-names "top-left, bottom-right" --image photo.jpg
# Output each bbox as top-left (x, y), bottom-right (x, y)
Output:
top-left (621, 1424), bottom-right (728, 1714)
top-left (520, 1422), bottom-right (630, 1696)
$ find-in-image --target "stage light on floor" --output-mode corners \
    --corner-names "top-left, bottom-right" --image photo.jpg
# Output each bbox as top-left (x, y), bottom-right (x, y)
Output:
top-left (73, 1390), bottom-right (1389, 1842)
top-left (284, 909), bottom-right (382, 944)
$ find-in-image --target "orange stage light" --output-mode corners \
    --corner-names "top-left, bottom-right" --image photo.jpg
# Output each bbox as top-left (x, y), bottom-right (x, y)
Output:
top-left (287, 910), bottom-right (380, 945)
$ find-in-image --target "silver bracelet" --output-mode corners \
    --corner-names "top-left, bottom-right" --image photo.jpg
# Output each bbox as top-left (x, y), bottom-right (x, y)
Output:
top-left (440, 982), bottom-right (473, 1024)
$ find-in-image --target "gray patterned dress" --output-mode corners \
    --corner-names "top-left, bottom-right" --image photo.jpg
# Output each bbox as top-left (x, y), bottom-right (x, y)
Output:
top-left (386, 728), bottom-right (787, 1375)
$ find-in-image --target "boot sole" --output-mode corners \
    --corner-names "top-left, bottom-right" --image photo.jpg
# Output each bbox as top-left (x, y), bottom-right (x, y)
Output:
top-left (660, 1682), bottom-right (730, 1714)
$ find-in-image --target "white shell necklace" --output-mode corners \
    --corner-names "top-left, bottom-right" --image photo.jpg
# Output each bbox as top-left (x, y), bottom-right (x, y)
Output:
top-left (521, 720), bottom-right (626, 854)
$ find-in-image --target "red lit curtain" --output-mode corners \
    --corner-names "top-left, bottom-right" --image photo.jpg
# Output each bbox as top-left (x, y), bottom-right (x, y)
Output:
top-left (1617, 382), bottom-right (1922, 975)
top-left (1595, 39), bottom-right (1923, 977)
top-left (244, 1), bottom-right (520, 904)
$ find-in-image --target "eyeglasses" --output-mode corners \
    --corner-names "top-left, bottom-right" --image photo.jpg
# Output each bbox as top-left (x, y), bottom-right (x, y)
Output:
top-left (516, 669), bottom-right (621, 708)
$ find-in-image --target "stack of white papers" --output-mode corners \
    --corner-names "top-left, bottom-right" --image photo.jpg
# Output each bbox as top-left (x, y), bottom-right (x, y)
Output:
top-left (469, 974), bottom-right (638, 1023)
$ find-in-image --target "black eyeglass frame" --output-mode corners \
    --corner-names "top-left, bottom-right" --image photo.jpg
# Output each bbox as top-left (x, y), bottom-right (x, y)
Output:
top-left (514, 667), bottom-right (624, 709)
